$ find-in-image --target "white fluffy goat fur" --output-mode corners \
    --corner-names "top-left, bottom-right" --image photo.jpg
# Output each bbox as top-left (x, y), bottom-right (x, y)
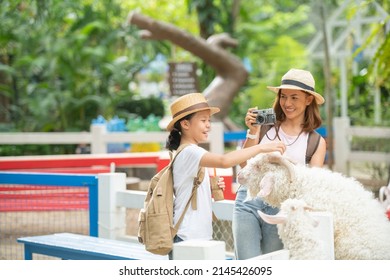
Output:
top-left (258, 198), bottom-right (327, 260)
top-left (237, 153), bottom-right (390, 260)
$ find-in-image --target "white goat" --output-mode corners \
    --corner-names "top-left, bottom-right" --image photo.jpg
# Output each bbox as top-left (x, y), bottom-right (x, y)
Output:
top-left (379, 183), bottom-right (390, 219)
top-left (258, 198), bottom-right (327, 260)
top-left (237, 153), bottom-right (390, 260)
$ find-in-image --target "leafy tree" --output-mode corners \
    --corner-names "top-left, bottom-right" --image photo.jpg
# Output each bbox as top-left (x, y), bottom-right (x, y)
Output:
top-left (0, 0), bottom-right (151, 132)
top-left (1, 0), bottom-right (388, 136)
top-left (116, 96), bottom-right (164, 120)
top-left (231, 1), bottom-right (316, 126)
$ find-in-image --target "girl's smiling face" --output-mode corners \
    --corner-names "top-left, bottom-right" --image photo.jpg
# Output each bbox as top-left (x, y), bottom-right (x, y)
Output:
top-left (181, 110), bottom-right (212, 144)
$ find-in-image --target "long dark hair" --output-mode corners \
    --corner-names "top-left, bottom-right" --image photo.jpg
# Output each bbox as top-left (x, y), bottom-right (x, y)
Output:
top-left (273, 90), bottom-right (322, 132)
top-left (165, 113), bottom-right (195, 151)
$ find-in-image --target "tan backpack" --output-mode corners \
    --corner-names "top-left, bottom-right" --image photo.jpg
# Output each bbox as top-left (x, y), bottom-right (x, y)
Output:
top-left (137, 144), bottom-right (204, 255)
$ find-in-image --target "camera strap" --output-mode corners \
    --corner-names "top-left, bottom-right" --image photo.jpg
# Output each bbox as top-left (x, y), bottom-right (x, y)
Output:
top-left (260, 124), bottom-right (282, 142)
top-left (258, 125), bottom-right (321, 164)
top-left (259, 124), bottom-right (275, 142)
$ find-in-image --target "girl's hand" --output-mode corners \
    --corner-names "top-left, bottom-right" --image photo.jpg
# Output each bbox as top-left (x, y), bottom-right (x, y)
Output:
top-left (217, 176), bottom-right (225, 191)
top-left (259, 141), bottom-right (286, 155)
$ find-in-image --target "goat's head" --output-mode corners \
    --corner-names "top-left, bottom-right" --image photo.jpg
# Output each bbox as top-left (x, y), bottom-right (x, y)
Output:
top-left (257, 198), bottom-right (318, 228)
top-left (237, 152), bottom-right (296, 201)
top-left (258, 198), bottom-right (329, 260)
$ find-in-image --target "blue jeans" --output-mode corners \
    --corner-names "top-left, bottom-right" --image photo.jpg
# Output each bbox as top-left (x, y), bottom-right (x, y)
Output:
top-left (232, 185), bottom-right (283, 259)
top-left (168, 235), bottom-right (184, 260)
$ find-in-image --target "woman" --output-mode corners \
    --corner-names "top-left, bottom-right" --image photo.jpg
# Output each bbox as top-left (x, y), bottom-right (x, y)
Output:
top-left (232, 68), bottom-right (327, 259)
top-left (165, 93), bottom-right (286, 259)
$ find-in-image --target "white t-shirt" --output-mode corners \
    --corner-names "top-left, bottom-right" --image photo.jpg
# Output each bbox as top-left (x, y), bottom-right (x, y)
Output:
top-left (172, 144), bottom-right (213, 241)
top-left (259, 126), bottom-right (309, 165)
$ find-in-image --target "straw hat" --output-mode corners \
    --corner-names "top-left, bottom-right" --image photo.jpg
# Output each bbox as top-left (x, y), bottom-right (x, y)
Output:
top-left (267, 68), bottom-right (325, 105)
top-left (167, 93), bottom-right (220, 131)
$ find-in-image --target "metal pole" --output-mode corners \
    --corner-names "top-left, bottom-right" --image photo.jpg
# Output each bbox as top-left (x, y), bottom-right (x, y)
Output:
top-left (320, 4), bottom-right (334, 170)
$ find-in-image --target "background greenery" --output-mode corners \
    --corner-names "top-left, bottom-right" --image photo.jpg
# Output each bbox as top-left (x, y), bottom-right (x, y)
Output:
top-left (0, 0), bottom-right (389, 156)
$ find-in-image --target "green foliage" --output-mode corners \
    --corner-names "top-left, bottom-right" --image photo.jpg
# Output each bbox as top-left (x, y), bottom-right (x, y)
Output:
top-left (0, 0), bottom-right (389, 140)
top-left (0, 1), bottom-right (173, 132)
top-left (367, 28), bottom-right (390, 88)
top-left (123, 0), bottom-right (198, 33)
top-left (342, 0), bottom-right (390, 125)
top-left (0, 144), bottom-right (77, 156)
top-left (116, 96), bottom-right (165, 120)
top-left (352, 137), bottom-right (390, 153)
top-left (228, 1), bottom-right (315, 127)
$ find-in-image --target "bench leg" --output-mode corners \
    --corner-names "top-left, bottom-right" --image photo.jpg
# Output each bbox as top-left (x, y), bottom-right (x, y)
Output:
top-left (24, 246), bottom-right (33, 260)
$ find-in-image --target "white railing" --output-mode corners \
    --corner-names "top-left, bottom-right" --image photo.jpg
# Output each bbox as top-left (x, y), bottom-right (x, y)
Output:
top-left (0, 122), bottom-right (225, 155)
top-left (98, 173), bottom-right (335, 260)
top-left (97, 172), bottom-right (235, 241)
top-left (97, 172), bottom-right (236, 259)
top-left (333, 117), bottom-right (390, 175)
top-left (1, 117), bottom-right (388, 177)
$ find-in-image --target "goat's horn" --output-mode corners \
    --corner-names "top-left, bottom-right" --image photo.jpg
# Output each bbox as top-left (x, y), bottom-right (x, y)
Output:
top-left (268, 154), bottom-right (295, 183)
top-left (303, 206), bottom-right (314, 211)
top-left (257, 210), bottom-right (286, 225)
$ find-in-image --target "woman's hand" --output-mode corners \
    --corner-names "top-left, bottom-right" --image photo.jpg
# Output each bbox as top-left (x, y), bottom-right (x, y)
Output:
top-left (245, 107), bottom-right (259, 130)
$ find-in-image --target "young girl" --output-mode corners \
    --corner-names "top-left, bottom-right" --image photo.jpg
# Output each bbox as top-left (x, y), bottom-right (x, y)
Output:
top-left (165, 93), bottom-right (285, 258)
top-left (232, 68), bottom-right (327, 259)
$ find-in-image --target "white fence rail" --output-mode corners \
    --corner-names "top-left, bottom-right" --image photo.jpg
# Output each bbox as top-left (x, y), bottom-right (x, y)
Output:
top-left (333, 117), bottom-right (390, 175)
top-left (1, 117), bottom-right (389, 176)
top-left (0, 122), bottom-right (224, 154)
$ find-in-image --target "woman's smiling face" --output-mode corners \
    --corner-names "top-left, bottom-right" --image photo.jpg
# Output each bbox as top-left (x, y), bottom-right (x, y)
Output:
top-left (279, 89), bottom-right (313, 120)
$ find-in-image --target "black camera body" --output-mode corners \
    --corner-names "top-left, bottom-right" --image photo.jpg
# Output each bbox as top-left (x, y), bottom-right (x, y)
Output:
top-left (252, 108), bottom-right (276, 125)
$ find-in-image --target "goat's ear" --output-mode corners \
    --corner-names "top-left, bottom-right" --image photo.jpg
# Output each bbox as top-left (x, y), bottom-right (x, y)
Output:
top-left (258, 173), bottom-right (274, 197)
top-left (253, 160), bottom-right (263, 170)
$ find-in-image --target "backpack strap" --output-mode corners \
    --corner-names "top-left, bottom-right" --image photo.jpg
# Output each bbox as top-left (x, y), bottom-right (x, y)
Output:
top-left (172, 166), bottom-right (205, 234)
top-left (170, 144), bottom-right (191, 161)
top-left (305, 130), bottom-right (321, 164)
top-left (171, 144), bottom-right (205, 233)
top-left (193, 167), bottom-right (218, 221)
top-left (190, 166), bottom-right (204, 210)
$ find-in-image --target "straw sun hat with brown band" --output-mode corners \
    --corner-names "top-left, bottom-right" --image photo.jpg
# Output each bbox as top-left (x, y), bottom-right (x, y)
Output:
top-left (167, 93), bottom-right (220, 132)
top-left (267, 68), bottom-right (325, 105)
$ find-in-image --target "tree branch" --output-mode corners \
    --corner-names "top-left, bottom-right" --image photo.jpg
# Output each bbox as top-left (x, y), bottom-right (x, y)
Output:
top-left (127, 11), bottom-right (248, 122)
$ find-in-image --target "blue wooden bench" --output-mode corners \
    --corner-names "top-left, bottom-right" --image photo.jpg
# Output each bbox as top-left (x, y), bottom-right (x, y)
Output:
top-left (17, 233), bottom-right (168, 260)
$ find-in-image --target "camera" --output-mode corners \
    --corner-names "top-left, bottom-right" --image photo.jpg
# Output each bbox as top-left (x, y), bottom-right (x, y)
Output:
top-left (252, 108), bottom-right (276, 125)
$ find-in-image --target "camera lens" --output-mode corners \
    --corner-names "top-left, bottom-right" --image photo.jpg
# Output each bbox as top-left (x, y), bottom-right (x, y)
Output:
top-left (256, 115), bottom-right (265, 124)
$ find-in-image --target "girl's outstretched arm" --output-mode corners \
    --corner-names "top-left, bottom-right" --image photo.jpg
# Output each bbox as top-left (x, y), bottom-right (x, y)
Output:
top-left (200, 141), bottom-right (285, 169)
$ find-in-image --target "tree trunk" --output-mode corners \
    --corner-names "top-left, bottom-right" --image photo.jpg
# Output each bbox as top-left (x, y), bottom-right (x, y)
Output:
top-left (127, 12), bottom-right (248, 123)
